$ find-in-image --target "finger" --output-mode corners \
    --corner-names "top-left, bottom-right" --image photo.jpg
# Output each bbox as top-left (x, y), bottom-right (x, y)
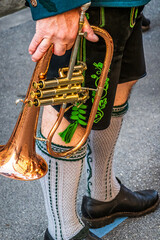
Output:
top-left (31, 38), bottom-right (51, 62)
top-left (66, 41), bottom-right (75, 50)
top-left (83, 17), bottom-right (99, 42)
top-left (28, 33), bottom-right (43, 55)
top-left (53, 43), bottom-right (67, 56)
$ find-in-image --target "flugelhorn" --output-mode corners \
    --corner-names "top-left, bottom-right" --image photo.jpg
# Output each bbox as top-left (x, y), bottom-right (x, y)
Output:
top-left (0, 3), bottom-right (113, 180)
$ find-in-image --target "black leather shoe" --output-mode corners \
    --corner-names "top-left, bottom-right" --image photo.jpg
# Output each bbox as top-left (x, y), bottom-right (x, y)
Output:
top-left (44, 226), bottom-right (101, 240)
top-left (81, 180), bottom-right (159, 228)
top-left (142, 13), bottom-right (150, 31)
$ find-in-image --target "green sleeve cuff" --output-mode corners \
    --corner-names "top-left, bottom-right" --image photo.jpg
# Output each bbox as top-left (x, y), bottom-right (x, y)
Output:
top-left (26, 0), bottom-right (90, 20)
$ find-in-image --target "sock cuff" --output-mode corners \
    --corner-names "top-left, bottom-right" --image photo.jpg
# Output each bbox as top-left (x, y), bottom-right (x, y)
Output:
top-left (112, 101), bottom-right (129, 117)
top-left (36, 130), bottom-right (87, 161)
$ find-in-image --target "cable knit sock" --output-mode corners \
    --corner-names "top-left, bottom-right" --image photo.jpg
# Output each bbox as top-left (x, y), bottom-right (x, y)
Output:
top-left (86, 102), bottom-right (128, 202)
top-left (36, 131), bottom-right (87, 240)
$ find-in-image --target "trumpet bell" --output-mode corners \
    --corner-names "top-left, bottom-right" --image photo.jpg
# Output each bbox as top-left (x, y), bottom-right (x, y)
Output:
top-left (0, 43), bottom-right (54, 181)
top-left (0, 144), bottom-right (48, 181)
top-left (0, 45), bottom-right (54, 181)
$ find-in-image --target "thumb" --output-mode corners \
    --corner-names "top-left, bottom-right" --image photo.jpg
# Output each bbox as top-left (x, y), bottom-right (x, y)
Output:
top-left (82, 17), bottom-right (99, 42)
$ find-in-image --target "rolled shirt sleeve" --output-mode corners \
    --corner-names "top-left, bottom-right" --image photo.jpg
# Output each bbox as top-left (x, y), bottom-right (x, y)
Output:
top-left (26, 0), bottom-right (90, 20)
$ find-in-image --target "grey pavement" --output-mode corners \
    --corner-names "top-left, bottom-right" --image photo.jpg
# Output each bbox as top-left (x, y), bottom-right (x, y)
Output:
top-left (0, 0), bottom-right (25, 17)
top-left (0, 1), bottom-right (160, 240)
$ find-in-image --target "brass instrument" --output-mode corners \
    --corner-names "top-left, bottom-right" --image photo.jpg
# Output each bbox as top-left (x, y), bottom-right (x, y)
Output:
top-left (0, 3), bottom-right (113, 181)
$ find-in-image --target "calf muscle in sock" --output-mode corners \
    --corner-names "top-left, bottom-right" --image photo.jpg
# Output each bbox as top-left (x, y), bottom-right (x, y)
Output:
top-left (36, 131), bottom-right (87, 240)
top-left (86, 102), bottom-right (128, 202)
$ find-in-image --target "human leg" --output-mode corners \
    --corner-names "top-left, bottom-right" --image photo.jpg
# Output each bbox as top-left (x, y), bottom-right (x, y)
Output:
top-left (113, 80), bottom-right (138, 106)
top-left (83, 7), bottom-right (143, 202)
top-left (38, 107), bottom-right (100, 240)
top-left (82, 81), bottom-right (159, 228)
top-left (84, 81), bottom-right (135, 203)
top-left (81, 7), bottom-right (159, 228)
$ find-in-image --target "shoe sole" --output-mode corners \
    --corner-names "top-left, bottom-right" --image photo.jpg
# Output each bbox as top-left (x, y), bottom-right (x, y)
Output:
top-left (142, 25), bottom-right (150, 32)
top-left (82, 197), bottom-right (160, 229)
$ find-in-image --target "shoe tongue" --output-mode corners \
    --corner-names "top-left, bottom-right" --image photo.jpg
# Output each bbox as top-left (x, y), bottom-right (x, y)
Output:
top-left (70, 226), bottom-right (89, 239)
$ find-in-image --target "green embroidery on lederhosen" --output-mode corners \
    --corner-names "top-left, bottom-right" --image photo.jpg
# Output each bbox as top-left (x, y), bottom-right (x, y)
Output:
top-left (91, 62), bottom-right (110, 123)
top-left (85, 12), bottom-right (89, 20)
top-left (39, 0), bottom-right (57, 12)
top-left (100, 7), bottom-right (105, 27)
top-left (130, 7), bottom-right (138, 28)
top-left (59, 103), bottom-right (88, 144)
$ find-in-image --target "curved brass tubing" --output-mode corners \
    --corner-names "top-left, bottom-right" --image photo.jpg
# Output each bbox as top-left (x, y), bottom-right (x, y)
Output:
top-left (46, 26), bottom-right (113, 158)
top-left (0, 27), bottom-right (113, 180)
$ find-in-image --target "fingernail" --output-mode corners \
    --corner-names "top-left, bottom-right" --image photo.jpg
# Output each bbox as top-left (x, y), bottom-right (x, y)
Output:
top-left (32, 57), bottom-right (36, 62)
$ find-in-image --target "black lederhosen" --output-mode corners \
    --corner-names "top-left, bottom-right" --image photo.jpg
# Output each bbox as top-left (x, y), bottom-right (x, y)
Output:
top-left (47, 6), bottom-right (146, 130)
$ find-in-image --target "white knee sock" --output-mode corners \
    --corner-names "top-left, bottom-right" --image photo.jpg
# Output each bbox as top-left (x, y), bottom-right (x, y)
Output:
top-left (36, 131), bottom-right (87, 240)
top-left (86, 115), bottom-right (123, 202)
